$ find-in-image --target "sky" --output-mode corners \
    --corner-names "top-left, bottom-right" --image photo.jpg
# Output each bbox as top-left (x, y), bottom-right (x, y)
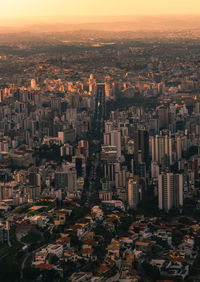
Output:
top-left (1, 0), bottom-right (200, 24)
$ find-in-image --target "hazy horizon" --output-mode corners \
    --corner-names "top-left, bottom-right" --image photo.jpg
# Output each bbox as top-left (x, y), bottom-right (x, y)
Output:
top-left (1, 0), bottom-right (200, 26)
top-left (1, 14), bottom-right (200, 25)
top-left (1, 14), bottom-right (200, 34)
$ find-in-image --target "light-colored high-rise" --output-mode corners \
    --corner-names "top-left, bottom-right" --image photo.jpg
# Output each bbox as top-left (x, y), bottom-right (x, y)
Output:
top-left (89, 74), bottom-right (96, 95)
top-left (105, 75), bottom-right (111, 99)
top-left (158, 172), bottom-right (183, 212)
top-left (30, 79), bottom-right (38, 90)
top-left (176, 136), bottom-right (182, 161)
top-left (151, 161), bottom-right (160, 179)
top-left (151, 135), bottom-right (172, 166)
top-left (105, 121), bottom-right (113, 133)
top-left (104, 130), bottom-right (121, 159)
top-left (128, 178), bottom-right (138, 209)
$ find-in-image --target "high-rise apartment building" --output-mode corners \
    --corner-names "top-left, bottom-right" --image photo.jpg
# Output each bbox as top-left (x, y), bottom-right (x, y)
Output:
top-left (78, 140), bottom-right (89, 159)
top-left (30, 79), bottom-right (37, 90)
top-left (176, 136), bottom-right (182, 161)
top-left (128, 178), bottom-right (139, 209)
top-left (89, 74), bottom-right (96, 94)
top-left (95, 83), bottom-right (106, 122)
top-left (149, 118), bottom-right (159, 135)
top-left (104, 130), bottom-right (121, 159)
top-left (158, 107), bottom-right (169, 129)
top-left (105, 75), bottom-right (111, 99)
top-left (55, 162), bottom-right (77, 193)
top-left (151, 135), bottom-right (173, 166)
top-left (134, 129), bottom-right (149, 167)
top-left (158, 172), bottom-right (183, 212)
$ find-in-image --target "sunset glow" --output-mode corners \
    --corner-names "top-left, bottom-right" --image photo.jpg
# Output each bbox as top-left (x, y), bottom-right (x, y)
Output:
top-left (1, 0), bottom-right (200, 24)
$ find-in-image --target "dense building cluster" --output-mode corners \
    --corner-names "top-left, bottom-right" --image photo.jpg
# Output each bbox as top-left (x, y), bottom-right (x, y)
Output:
top-left (1, 33), bottom-right (200, 281)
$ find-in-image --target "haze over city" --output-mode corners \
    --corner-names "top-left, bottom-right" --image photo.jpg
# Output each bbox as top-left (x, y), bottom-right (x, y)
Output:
top-left (1, 0), bottom-right (200, 26)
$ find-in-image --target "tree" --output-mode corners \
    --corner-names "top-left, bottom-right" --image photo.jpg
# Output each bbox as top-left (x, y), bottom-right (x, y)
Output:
top-left (41, 269), bottom-right (60, 282)
top-left (116, 215), bottom-right (133, 234)
top-left (22, 231), bottom-right (42, 244)
top-left (93, 225), bottom-right (112, 245)
top-left (70, 234), bottom-right (81, 249)
top-left (23, 266), bottom-right (40, 280)
top-left (178, 217), bottom-right (191, 225)
top-left (49, 254), bottom-right (59, 264)
top-left (172, 230), bottom-right (184, 247)
top-left (0, 256), bottom-right (21, 282)
top-left (94, 243), bottom-right (106, 260)
top-left (142, 262), bottom-right (161, 281)
top-left (63, 261), bottom-right (77, 278)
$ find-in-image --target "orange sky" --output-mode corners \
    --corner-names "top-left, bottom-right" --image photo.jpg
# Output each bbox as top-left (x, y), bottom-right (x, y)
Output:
top-left (1, 0), bottom-right (200, 24)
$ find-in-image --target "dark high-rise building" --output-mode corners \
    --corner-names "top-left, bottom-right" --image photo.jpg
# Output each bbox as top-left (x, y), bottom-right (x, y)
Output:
top-left (134, 129), bottom-right (149, 168)
top-left (158, 107), bottom-right (168, 130)
top-left (149, 118), bottom-right (159, 135)
top-left (95, 83), bottom-right (106, 121)
top-left (75, 158), bottom-right (83, 177)
top-left (94, 83), bottom-right (106, 139)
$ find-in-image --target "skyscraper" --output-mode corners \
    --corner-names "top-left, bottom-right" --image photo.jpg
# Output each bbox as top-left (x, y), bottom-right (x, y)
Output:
top-left (176, 136), bottom-right (182, 161)
top-left (158, 107), bottom-right (169, 130)
top-left (151, 134), bottom-right (172, 166)
top-left (134, 129), bottom-right (149, 168)
top-left (128, 178), bottom-right (139, 209)
top-left (149, 118), bottom-right (159, 135)
top-left (78, 140), bottom-right (89, 159)
top-left (158, 172), bottom-right (183, 212)
top-left (89, 74), bottom-right (96, 94)
top-left (104, 130), bottom-right (121, 159)
top-left (95, 83), bottom-right (106, 122)
top-left (30, 79), bottom-right (38, 90)
top-left (105, 75), bottom-right (111, 99)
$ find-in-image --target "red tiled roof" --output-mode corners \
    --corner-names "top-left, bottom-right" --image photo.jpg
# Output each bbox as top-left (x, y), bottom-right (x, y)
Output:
top-left (82, 248), bottom-right (94, 254)
top-left (82, 239), bottom-right (95, 246)
top-left (156, 280), bottom-right (173, 282)
top-left (63, 200), bottom-right (77, 206)
top-left (105, 258), bottom-right (115, 267)
top-left (70, 225), bottom-right (82, 230)
top-left (172, 257), bottom-right (184, 263)
top-left (35, 263), bottom-right (54, 270)
top-left (17, 223), bottom-right (36, 230)
top-left (56, 237), bottom-right (70, 244)
top-left (105, 217), bottom-right (115, 223)
top-left (64, 250), bottom-right (75, 256)
top-left (184, 235), bottom-right (194, 240)
top-left (97, 264), bottom-right (110, 273)
top-left (129, 269), bottom-right (138, 275)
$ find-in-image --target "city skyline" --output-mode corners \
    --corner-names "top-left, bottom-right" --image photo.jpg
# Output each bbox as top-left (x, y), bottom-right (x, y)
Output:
top-left (1, 0), bottom-right (200, 280)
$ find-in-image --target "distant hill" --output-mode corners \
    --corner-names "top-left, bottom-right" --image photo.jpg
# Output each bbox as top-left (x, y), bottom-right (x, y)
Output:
top-left (1, 15), bottom-right (200, 33)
